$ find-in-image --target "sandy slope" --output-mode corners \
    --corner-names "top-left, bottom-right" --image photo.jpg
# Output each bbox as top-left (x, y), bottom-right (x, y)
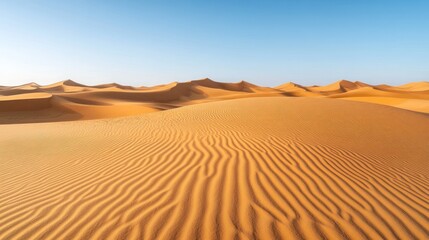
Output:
top-left (0, 97), bottom-right (428, 240)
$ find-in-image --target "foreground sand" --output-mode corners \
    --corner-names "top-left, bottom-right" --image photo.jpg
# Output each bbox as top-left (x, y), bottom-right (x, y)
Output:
top-left (1, 97), bottom-right (428, 240)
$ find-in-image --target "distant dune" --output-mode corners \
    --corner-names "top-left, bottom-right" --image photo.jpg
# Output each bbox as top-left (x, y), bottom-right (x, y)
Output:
top-left (1, 78), bottom-right (428, 124)
top-left (0, 80), bottom-right (428, 239)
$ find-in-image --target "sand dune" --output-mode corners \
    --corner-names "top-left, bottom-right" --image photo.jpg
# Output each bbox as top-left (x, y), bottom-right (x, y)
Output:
top-left (396, 81), bottom-right (429, 91)
top-left (329, 86), bottom-right (429, 113)
top-left (0, 79), bottom-right (428, 124)
top-left (306, 80), bottom-right (368, 94)
top-left (0, 93), bottom-right (83, 124)
top-left (0, 97), bottom-right (428, 240)
top-left (0, 79), bottom-right (428, 238)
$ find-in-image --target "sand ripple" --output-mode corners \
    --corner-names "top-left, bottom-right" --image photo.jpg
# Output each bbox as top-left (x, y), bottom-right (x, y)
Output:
top-left (0, 97), bottom-right (428, 239)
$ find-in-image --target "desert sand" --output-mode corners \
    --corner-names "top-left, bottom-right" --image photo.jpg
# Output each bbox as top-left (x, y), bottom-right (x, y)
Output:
top-left (0, 79), bottom-right (428, 239)
top-left (1, 79), bottom-right (429, 124)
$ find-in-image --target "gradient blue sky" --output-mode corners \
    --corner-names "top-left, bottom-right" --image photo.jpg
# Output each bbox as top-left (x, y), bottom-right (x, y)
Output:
top-left (0, 0), bottom-right (428, 87)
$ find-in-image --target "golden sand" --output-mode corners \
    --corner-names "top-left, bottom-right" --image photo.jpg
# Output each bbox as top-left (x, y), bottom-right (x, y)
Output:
top-left (0, 80), bottom-right (428, 239)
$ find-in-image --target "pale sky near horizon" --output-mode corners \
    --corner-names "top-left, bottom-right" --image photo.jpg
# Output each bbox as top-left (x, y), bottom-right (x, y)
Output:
top-left (0, 0), bottom-right (428, 87)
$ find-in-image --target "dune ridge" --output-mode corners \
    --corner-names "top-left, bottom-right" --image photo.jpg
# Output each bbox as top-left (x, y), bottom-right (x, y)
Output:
top-left (0, 79), bottom-right (428, 124)
top-left (0, 97), bottom-right (428, 239)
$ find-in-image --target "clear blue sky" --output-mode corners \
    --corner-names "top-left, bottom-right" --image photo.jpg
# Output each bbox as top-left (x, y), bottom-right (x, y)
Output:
top-left (0, 0), bottom-right (428, 87)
